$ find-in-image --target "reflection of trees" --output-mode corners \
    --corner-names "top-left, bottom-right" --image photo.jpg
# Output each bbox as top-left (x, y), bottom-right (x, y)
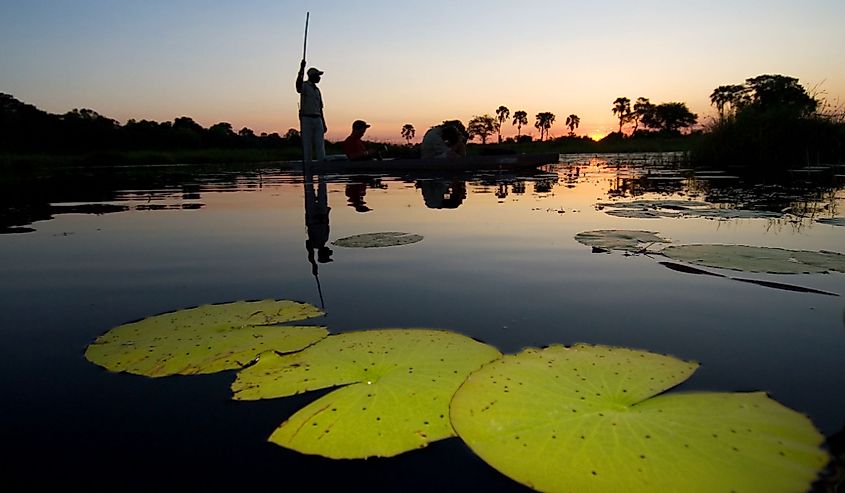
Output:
top-left (416, 180), bottom-right (467, 209)
top-left (0, 167), bottom-right (213, 233)
top-left (562, 166), bottom-right (580, 189)
top-left (688, 176), bottom-right (841, 224)
top-left (533, 178), bottom-right (557, 194)
top-left (594, 154), bottom-right (844, 231)
top-left (606, 174), bottom-right (686, 198)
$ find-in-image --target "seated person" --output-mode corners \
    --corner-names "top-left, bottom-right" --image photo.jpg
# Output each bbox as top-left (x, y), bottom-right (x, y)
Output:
top-left (341, 120), bottom-right (381, 160)
top-left (420, 123), bottom-right (467, 159)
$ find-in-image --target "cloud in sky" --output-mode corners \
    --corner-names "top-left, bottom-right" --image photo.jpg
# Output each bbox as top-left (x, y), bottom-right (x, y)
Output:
top-left (2, 0), bottom-right (843, 141)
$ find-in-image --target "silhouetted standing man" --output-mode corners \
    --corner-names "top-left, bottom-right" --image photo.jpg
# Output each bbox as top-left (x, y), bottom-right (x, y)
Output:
top-left (296, 59), bottom-right (326, 162)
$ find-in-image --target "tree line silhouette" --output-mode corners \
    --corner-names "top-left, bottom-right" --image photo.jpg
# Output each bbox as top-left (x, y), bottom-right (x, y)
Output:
top-left (0, 93), bottom-right (302, 155)
top-left (3, 73), bottom-right (842, 168)
top-left (413, 97), bottom-right (697, 147)
top-left (695, 74), bottom-right (844, 167)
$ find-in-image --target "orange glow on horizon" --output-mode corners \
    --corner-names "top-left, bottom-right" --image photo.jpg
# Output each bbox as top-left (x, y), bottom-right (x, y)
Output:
top-left (589, 130), bottom-right (609, 141)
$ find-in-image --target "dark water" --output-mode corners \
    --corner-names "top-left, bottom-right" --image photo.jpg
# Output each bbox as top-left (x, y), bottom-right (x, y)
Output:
top-left (2, 154), bottom-right (844, 491)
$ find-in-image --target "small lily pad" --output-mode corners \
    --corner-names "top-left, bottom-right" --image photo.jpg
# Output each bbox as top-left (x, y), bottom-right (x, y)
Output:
top-left (575, 230), bottom-right (670, 252)
top-left (661, 244), bottom-right (845, 274)
top-left (232, 329), bottom-right (501, 458)
top-left (332, 232), bottom-right (424, 248)
top-left (818, 217), bottom-right (845, 227)
top-left (85, 300), bottom-right (327, 377)
top-left (450, 344), bottom-right (827, 493)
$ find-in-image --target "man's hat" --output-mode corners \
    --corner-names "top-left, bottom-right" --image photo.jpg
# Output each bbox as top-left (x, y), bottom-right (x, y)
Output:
top-left (307, 67), bottom-right (324, 77)
top-left (352, 120), bottom-right (371, 130)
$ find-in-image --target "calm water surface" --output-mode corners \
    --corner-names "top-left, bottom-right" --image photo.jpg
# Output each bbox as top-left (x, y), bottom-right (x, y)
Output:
top-left (2, 154), bottom-right (844, 490)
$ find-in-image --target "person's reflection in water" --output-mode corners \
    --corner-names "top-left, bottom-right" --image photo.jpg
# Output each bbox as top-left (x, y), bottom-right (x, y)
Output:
top-left (345, 182), bottom-right (371, 212)
top-left (416, 179), bottom-right (467, 209)
top-left (303, 171), bottom-right (332, 276)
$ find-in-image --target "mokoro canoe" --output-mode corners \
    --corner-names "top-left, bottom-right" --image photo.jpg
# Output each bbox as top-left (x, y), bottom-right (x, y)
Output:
top-left (289, 152), bottom-right (561, 173)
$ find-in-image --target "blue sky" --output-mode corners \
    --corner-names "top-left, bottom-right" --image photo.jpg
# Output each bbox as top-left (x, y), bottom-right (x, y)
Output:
top-left (2, 0), bottom-right (844, 141)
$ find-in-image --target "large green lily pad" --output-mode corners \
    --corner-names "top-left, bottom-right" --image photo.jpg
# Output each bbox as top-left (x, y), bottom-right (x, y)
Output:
top-left (661, 244), bottom-right (845, 274)
top-left (332, 232), bottom-right (423, 248)
top-left (450, 344), bottom-right (827, 493)
top-left (85, 300), bottom-right (327, 377)
top-left (575, 230), bottom-right (670, 252)
top-left (232, 329), bottom-right (501, 458)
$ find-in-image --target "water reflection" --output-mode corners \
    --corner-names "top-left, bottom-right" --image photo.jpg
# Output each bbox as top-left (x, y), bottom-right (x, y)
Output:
top-left (303, 171), bottom-right (333, 268)
top-left (2, 154), bottom-right (844, 491)
top-left (343, 176), bottom-right (385, 213)
top-left (417, 180), bottom-right (467, 209)
top-left (303, 169), bottom-right (332, 308)
top-left (1, 154), bottom-right (843, 234)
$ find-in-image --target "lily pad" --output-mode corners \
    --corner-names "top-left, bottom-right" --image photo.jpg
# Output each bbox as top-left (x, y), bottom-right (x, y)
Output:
top-left (694, 209), bottom-right (782, 219)
top-left (661, 244), bottom-right (845, 274)
top-left (85, 300), bottom-right (327, 377)
top-left (332, 232), bottom-right (424, 248)
top-left (450, 344), bottom-right (827, 493)
top-left (232, 329), bottom-right (501, 458)
top-left (658, 261), bottom-right (839, 296)
top-left (817, 217), bottom-right (845, 227)
top-left (597, 199), bottom-right (710, 210)
top-left (604, 209), bottom-right (678, 219)
top-left (598, 199), bottom-right (784, 220)
top-left (574, 230), bottom-right (670, 252)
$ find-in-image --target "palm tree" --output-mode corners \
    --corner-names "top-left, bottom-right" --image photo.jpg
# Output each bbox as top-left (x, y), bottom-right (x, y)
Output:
top-left (565, 114), bottom-right (580, 136)
top-left (512, 110), bottom-right (528, 138)
top-left (495, 106), bottom-right (510, 143)
top-left (709, 85), bottom-right (747, 122)
top-left (534, 112), bottom-right (556, 141)
top-left (611, 97), bottom-right (631, 134)
top-left (400, 124), bottom-right (415, 145)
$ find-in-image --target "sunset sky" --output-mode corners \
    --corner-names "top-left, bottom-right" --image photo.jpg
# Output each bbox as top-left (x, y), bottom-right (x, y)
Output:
top-left (1, 0), bottom-right (844, 142)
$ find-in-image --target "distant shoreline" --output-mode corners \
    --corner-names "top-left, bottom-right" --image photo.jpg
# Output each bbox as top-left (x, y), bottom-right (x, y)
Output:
top-left (2, 135), bottom-right (696, 171)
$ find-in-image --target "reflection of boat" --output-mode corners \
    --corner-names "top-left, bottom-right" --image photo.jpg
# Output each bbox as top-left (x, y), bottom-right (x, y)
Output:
top-left (287, 153), bottom-right (561, 173)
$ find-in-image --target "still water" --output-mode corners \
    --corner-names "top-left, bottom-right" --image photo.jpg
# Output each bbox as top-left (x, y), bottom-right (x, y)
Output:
top-left (2, 153), bottom-right (844, 490)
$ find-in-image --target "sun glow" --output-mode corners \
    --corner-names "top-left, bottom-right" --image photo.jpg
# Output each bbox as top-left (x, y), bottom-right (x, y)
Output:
top-left (589, 129), bottom-right (609, 141)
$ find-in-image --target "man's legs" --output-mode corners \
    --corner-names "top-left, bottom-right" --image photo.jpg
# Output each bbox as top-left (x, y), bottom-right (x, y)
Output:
top-left (314, 129), bottom-right (326, 161)
top-left (301, 117), bottom-right (326, 163)
top-left (301, 117), bottom-right (316, 163)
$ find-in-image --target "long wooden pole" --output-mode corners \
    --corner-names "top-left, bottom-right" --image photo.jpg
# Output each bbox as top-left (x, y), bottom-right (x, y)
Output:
top-left (302, 12), bottom-right (310, 60)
